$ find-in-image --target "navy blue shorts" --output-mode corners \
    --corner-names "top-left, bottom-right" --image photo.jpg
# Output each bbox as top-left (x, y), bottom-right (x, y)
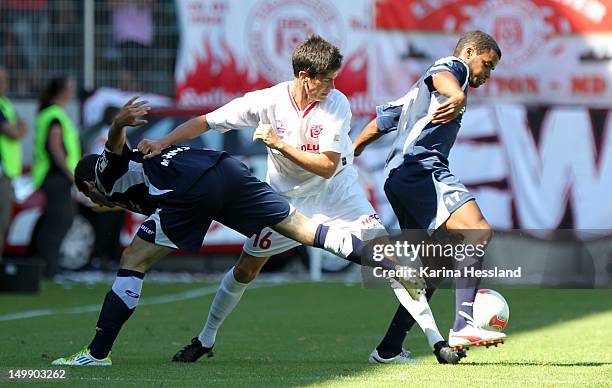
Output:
top-left (137, 155), bottom-right (291, 252)
top-left (384, 164), bottom-right (474, 234)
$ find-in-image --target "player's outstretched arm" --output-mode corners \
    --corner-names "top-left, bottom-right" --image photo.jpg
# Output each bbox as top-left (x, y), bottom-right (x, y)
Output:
top-left (107, 96), bottom-right (149, 155)
top-left (431, 72), bottom-right (466, 124)
top-left (353, 118), bottom-right (384, 156)
top-left (138, 114), bottom-right (209, 159)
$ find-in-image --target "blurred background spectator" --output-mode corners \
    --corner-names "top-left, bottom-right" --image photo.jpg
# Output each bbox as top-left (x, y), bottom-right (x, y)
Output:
top-left (0, 64), bottom-right (28, 264)
top-left (33, 77), bottom-right (80, 278)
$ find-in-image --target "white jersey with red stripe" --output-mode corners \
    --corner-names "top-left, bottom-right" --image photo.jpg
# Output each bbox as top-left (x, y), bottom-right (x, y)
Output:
top-left (206, 81), bottom-right (354, 198)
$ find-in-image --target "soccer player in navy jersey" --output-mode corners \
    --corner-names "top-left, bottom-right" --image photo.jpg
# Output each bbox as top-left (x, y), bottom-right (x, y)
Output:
top-left (354, 31), bottom-right (506, 357)
top-left (51, 97), bottom-right (415, 366)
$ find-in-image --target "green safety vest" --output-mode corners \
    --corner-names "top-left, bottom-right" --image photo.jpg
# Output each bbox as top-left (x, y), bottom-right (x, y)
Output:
top-left (0, 96), bottom-right (22, 177)
top-left (32, 105), bottom-right (81, 188)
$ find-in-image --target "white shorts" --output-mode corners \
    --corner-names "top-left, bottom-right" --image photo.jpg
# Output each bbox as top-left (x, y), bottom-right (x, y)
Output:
top-left (243, 167), bottom-right (387, 257)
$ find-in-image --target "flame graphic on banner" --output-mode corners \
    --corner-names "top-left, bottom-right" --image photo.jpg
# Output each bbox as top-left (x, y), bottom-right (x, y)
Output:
top-left (335, 46), bottom-right (368, 96)
top-left (176, 39), bottom-right (370, 110)
top-left (177, 37), bottom-right (271, 106)
top-left (335, 46), bottom-right (372, 115)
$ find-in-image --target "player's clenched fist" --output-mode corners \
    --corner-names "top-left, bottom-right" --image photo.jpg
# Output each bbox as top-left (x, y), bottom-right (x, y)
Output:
top-left (252, 124), bottom-right (283, 150)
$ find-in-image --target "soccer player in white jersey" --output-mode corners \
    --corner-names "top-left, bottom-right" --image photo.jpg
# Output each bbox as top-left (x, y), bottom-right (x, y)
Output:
top-left (138, 35), bottom-right (463, 364)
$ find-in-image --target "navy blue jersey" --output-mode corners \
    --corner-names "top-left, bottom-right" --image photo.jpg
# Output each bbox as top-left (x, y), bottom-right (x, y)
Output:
top-left (95, 144), bottom-right (225, 215)
top-left (377, 56), bottom-right (470, 177)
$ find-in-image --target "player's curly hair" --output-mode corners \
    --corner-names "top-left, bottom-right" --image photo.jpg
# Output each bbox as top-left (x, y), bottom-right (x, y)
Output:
top-left (453, 30), bottom-right (502, 60)
top-left (74, 154), bottom-right (99, 193)
top-left (292, 35), bottom-right (343, 77)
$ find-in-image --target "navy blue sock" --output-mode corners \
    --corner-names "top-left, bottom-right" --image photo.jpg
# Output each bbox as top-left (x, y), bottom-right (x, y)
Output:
top-left (89, 269), bottom-right (144, 359)
top-left (376, 288), bottom-right (435, 357)
top-left (313, 224), bottom-right (330, 250)
top-left (453, 287), bottom-right (477, 331)
top-left (452, 256), bottom-right (483, 331)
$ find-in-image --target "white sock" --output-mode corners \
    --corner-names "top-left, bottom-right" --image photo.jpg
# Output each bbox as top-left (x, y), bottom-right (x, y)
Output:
top-left (111, 273), bottom-right (143, 310)
top-left (393, 288), bottom-right (444, 349)
top-left (198, 267), bottom-right (249, 348)
top-left (321, 226), bottom-right (355, 259)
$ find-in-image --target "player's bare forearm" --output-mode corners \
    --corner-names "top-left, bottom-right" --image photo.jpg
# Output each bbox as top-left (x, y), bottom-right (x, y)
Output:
top-left (106, 121), bottom-right (127, 155)
top-left (109, 97), bottom-right (150, 155)
top-left (354, 118), bottom-right (384, 156)
top-left (139, 115), bottom-right (209, 159)
top-left (431, 72), bottom-right (466, 124)
top-left (165, 115), bottom-right (209, 146)
top-left (251, 124), bottom-right (340, 179)
top-left (277, 144), bottom-right (340, 179)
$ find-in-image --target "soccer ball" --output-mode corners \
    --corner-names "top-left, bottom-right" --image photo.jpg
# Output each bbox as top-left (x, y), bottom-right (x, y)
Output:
top-left (473, 289), bottom-right (509, 331)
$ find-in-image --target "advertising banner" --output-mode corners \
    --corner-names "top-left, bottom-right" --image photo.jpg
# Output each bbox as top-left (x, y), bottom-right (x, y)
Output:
top-left (373, 0), bottom-right (612, 106)
top-left (175, 0), bottom-right (372, 113)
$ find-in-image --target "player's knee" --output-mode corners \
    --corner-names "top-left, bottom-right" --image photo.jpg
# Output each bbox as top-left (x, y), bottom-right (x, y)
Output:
top-left (454, 219), bottom-right (492, 246)
top-left (233, 256), bottom-right (266, 283)
top-left (474, 220), bottom-right (493, 245)
top-left (233, 265), bottom-right (257, 283)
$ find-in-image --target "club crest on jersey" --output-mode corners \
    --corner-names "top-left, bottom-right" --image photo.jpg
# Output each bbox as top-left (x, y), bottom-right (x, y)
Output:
top-left (310, 124), bottom-right (323, 138)
top-left (276, 120), bottom-right (286, 133)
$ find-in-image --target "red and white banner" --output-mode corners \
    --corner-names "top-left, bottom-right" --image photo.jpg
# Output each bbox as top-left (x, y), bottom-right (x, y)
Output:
top-left (373, 0), bottom-right (612, 106)
top-left (174, 1), bottom-right (612, 234)
top-left (175, 0), bottom-right (372, 113)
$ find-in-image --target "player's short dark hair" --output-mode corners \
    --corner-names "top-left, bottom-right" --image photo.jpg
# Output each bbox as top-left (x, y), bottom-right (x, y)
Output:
top-left (74, 154), bottom-right (99, 193)
top-left (292, 35), bottom-right (343, 77)
top-left (453, 30), bottom-right (502, 60)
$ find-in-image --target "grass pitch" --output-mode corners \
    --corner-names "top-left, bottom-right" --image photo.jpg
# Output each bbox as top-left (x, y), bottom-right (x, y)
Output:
top-left (1, 280), bottom-right (611, 387)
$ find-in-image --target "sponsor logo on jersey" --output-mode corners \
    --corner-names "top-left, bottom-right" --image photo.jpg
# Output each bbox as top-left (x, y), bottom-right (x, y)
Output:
top-left (276, 120), bottom-right (286, 133)
top-left (300, 144), bottom-right (319, 152)
top-left (310, 124), bottom-right (323, 138)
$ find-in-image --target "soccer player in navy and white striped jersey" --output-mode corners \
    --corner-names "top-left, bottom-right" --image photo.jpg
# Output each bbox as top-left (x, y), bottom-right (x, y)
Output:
top-left (354, 31), bottom-right (506, 355)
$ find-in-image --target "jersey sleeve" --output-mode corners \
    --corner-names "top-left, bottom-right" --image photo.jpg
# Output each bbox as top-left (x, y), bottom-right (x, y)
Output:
top-left (424, 59), bottom-right (469, 91)
top-left (318, 95), bottom-right (351, 154)
top-left (206, 89), bottom-right (266, 132)
top-left (375, 96), bottom-right (405, 134)
top-left (95, 143), bottom-right (132, 194)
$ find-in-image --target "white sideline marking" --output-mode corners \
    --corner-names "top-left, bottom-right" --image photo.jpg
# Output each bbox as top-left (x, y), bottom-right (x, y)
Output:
top-left (0, 282), bottom-right (282, 322)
